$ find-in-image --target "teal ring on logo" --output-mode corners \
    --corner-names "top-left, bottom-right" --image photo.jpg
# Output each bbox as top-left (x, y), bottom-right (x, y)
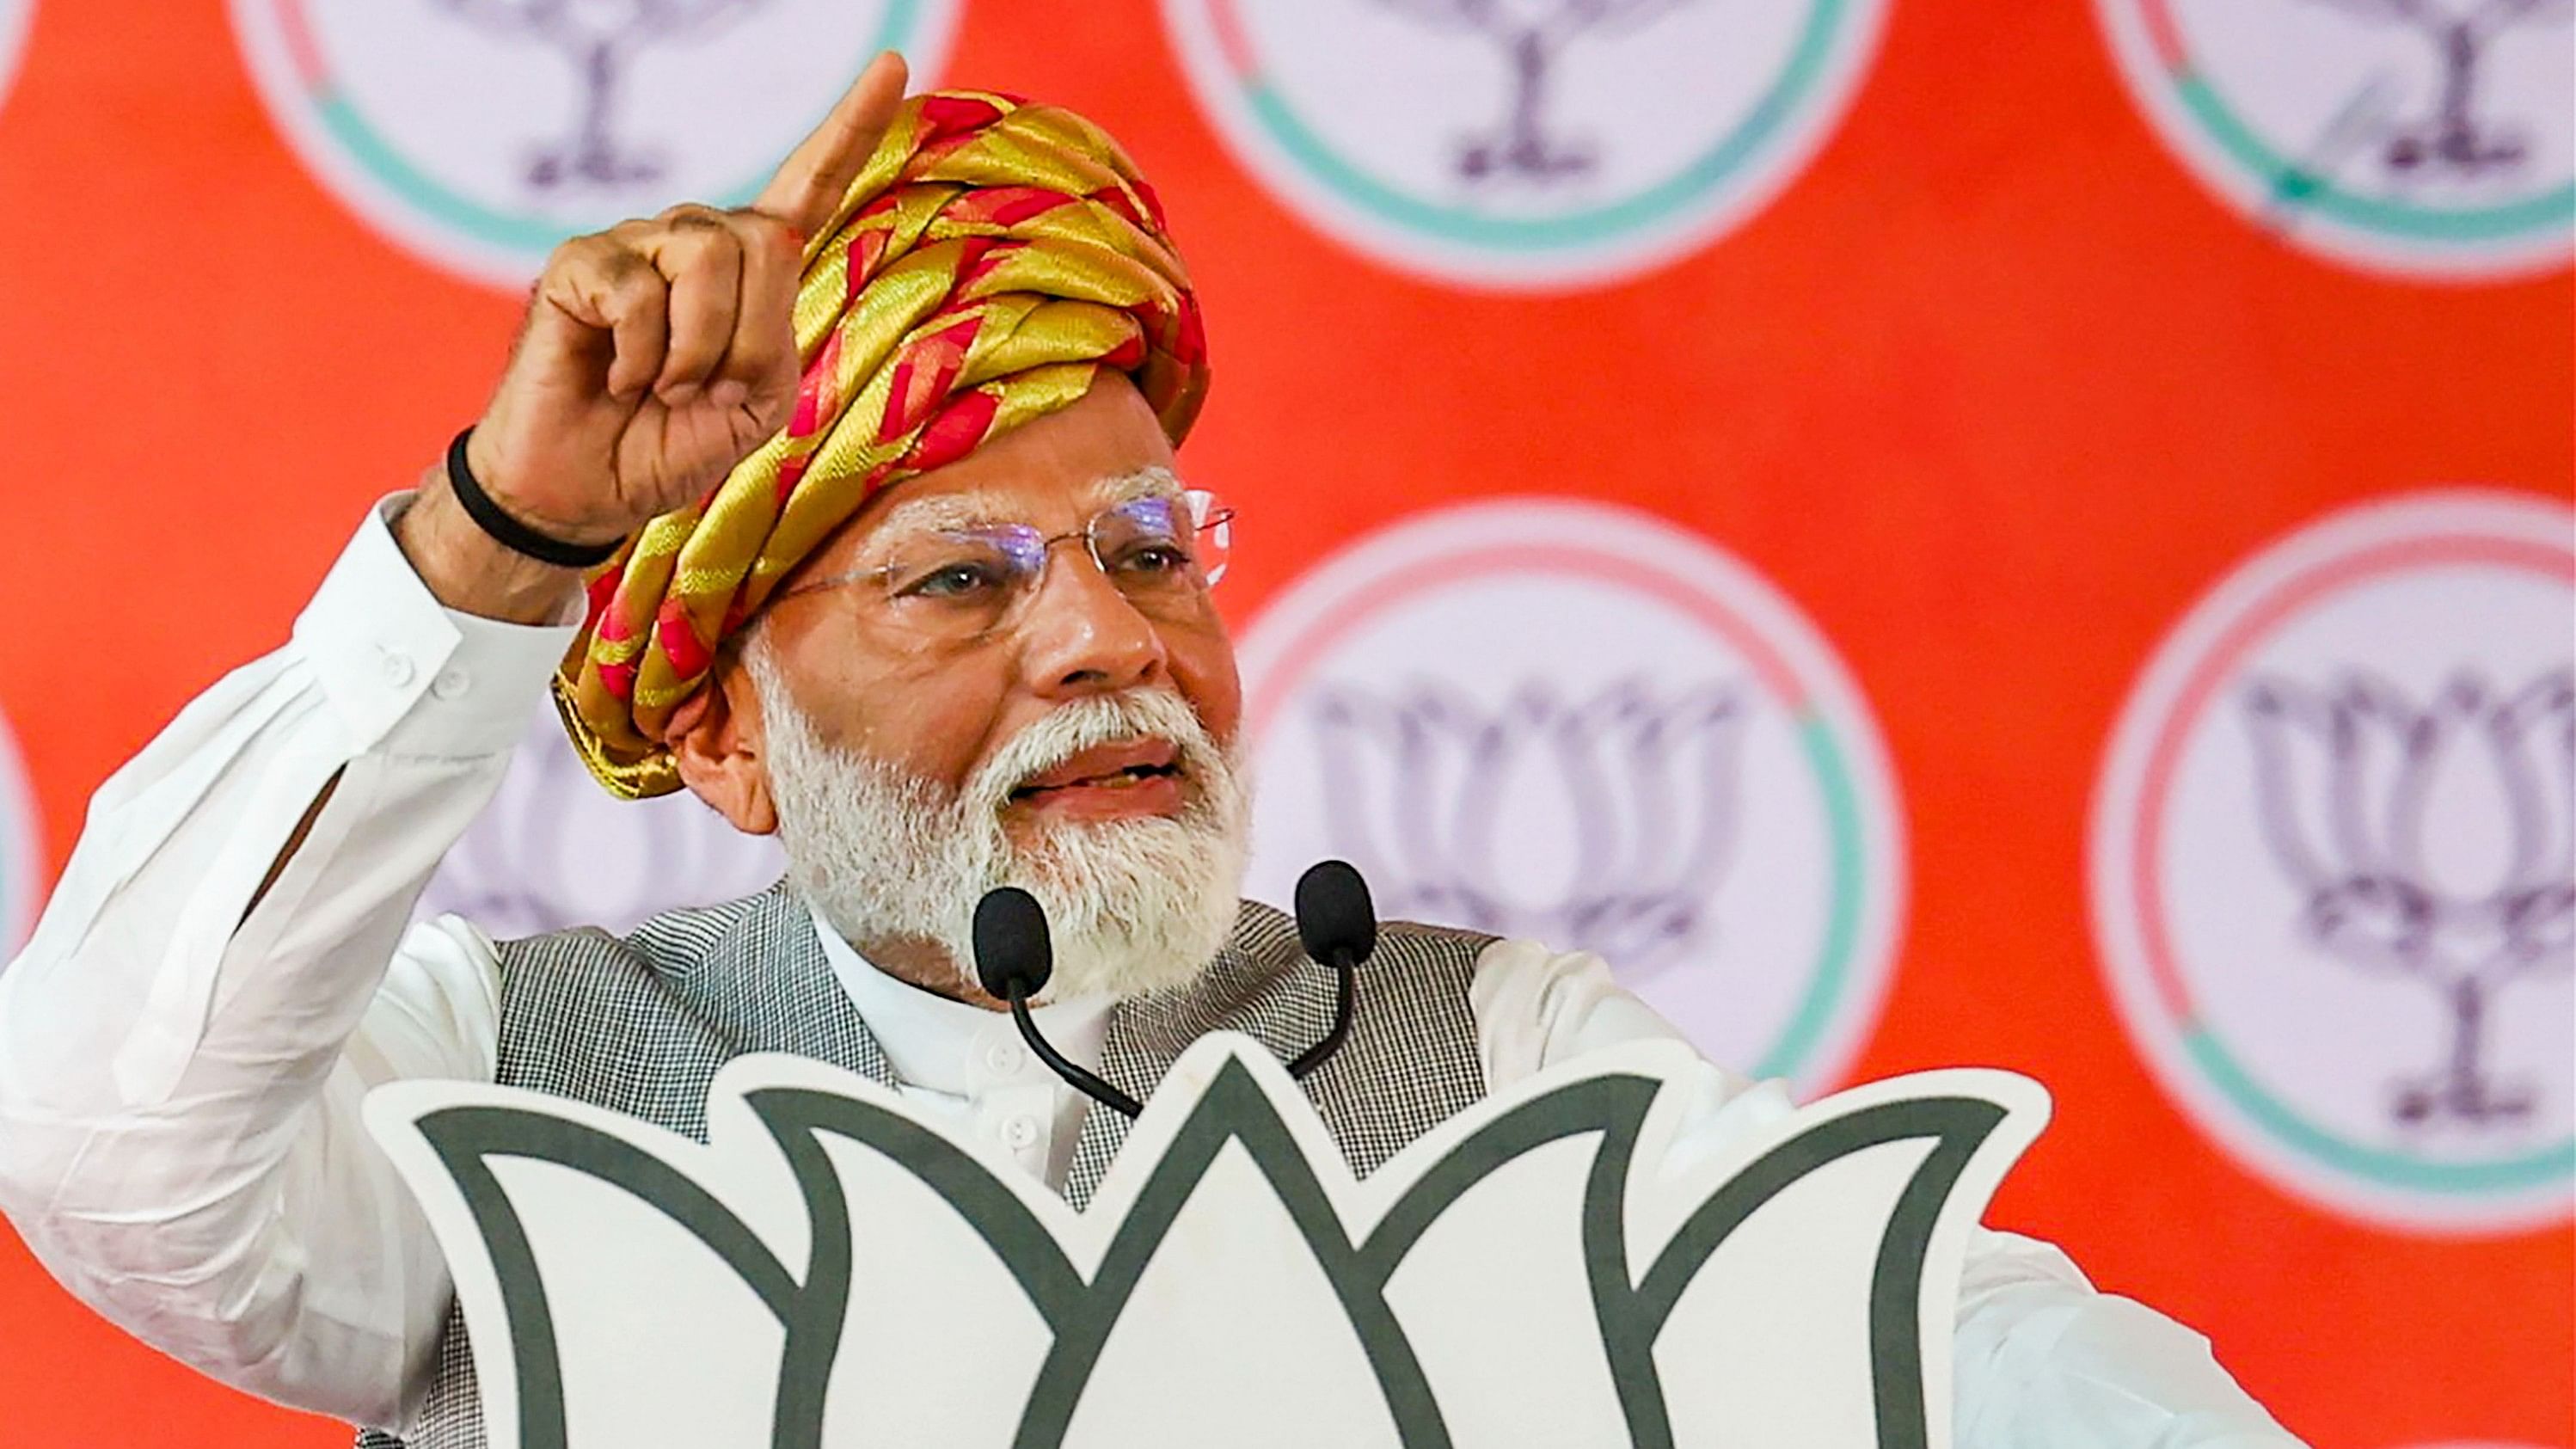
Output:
top-left (1224, 0), bottom-right (1851, 251)
top-left (292, 0), bottom-right (925, 255)
top-left (2171, 73), bottom-right (2575, 243)
top-left (2184, 1028), bottom-right (2573, 1194)
top-left (1751, 714), bottom-right (1869, 1082)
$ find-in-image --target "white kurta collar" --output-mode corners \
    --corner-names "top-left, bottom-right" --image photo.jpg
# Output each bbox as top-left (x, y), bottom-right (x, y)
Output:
top-left (802, 902), bottom-right (1111, 1096)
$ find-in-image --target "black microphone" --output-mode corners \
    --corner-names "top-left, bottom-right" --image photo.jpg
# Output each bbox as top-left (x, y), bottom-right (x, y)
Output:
top-left (1287, 859), bottom-right (1375, 1078)
top-left (972, 886), bottom-right (1144, 1120)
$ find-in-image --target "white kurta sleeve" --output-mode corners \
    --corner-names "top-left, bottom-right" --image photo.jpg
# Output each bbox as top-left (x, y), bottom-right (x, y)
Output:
top-left (1468, 940), bottom-right (2308, 1449)
top-left (0, 497), bottom-right (578, 1430)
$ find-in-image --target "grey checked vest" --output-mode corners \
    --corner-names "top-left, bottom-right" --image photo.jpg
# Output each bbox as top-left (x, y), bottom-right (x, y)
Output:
top-left (359, 882), bottom-right (1492, 1449)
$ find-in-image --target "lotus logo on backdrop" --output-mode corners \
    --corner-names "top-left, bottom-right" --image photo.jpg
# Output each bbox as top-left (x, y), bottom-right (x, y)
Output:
top-left (228, 0), bottom-right (960, 288)
top-left (2091, 490), bottom-right (2575, 1234)
top-left (1305, 679), bottom-right (1746, 976)
top-left (1237, 500), bottom-right (1904, 1097)
top-left (417, 703), bottom-right (784, 940)
top-left (2245, 669), bottom-right (2572, 1129)
top-left (1160, 0), bottom-right (1889, 290)
top-left (2094, 0), bottom-right (2574, 280)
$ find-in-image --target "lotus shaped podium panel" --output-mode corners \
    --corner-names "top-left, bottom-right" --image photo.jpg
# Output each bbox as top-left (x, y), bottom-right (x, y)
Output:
top-left (366, 1040), bottom-right (2050, 1448)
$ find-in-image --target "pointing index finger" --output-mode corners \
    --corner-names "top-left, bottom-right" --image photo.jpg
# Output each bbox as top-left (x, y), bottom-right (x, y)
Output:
top-left (755, 50), bottom-right (911, 239)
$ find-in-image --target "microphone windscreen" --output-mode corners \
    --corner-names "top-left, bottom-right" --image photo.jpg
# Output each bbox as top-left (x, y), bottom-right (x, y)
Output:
top-left (1294, 860), bottom-right (1377, 967)
top-left (972, 886), bottom-right (1053, 1000)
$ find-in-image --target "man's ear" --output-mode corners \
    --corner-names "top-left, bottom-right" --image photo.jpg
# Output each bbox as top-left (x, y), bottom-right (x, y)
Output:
top-left (668, 657), bottom-right (780, 835)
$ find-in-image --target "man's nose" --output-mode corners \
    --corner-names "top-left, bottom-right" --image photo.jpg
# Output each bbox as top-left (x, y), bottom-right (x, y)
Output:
top-left (1016, 549), bottom-right (1169, 698)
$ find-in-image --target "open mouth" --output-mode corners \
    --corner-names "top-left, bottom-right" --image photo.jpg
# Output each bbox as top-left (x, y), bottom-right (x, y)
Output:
top-left (1008, 738), bottom-right (1184, 802)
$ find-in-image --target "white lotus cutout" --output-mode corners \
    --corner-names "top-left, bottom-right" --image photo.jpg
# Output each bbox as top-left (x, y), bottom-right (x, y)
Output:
top-left (366, 1037), bottom-right (2050, 1448)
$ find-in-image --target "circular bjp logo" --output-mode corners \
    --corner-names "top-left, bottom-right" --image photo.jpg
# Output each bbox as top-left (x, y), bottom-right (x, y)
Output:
top-left (230, 0), bottom-right (960, 288)
top-left (1161, 0), bottom-right (1889, 290)
top-left (2095, 0), bottom-right (2573, 280)
top-left (1236, 500), bottom-right (1904, 1096)
top-left (2092, 490), bottom-right (2575, 1234)
top-left (418, 703), bottom-right (784, 941)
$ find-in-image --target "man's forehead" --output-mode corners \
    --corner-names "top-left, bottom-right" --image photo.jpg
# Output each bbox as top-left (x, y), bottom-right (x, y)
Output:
top-left (859, 466), bottom-right (1186, 538)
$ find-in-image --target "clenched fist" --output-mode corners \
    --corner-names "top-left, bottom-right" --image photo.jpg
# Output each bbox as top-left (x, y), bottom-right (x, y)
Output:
top-left (399, 52), bottom-right (910, 623)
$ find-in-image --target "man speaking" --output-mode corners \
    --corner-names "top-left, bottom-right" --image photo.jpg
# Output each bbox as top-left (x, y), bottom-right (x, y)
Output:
top-left (0, 54), bottom-right (2302, 1448)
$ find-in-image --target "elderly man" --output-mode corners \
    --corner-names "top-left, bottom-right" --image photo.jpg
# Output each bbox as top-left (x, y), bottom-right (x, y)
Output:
top-left (0, 55), bottom-right (2303, 1449)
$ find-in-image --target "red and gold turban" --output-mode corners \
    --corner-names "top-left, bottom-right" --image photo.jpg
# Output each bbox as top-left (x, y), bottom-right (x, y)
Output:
top-left (556, 89), bottom-right (1211, 799)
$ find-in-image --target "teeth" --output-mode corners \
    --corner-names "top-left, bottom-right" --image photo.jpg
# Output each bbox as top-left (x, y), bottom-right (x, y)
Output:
top-left (1010, 758), bottom-right (1175, 798)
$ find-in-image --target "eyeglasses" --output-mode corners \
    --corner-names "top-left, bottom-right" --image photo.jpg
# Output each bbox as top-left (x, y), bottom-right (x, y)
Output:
top-left (772, 490), bottom-right (1236, 644)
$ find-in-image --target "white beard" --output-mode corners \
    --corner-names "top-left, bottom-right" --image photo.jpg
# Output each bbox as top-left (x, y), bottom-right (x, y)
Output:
top-left (746, 648), bottom-right (1251, 1004)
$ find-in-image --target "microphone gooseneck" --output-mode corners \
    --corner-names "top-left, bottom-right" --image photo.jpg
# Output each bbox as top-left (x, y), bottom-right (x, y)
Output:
top-left (971, 887), bottom-right (1144, 1120)
top-left (968, 862), bottom-right (1377, 1113)
top-left (1287, 859), bottom-right (1375, 1079)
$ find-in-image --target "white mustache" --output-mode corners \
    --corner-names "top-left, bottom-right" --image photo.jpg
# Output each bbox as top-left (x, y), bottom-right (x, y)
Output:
top-left (965, 691), bottom-right (1225, 818)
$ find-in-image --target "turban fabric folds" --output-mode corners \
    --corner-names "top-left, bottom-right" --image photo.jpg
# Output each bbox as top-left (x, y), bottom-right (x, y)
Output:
top-left (556, 90), bottom-right (1211, 800)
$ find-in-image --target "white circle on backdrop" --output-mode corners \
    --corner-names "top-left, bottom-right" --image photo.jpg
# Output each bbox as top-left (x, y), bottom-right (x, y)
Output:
top-left (2094, 0), bottom-right (2573, 281)
top-left (230, 0), bottom-right (960, 289)
top-left (1161, 0), bottom-right (1889, 291)
top-left (0, 1), bottom-right (32, 113)
top-left (418, 700), bottom-right (785, 940)
top-left (2091, 489), bottom-right (2575, 1235)
top-left (1236, 499), bottom-right (1905, 1096)
top-left (0, 704), bottom-right (38, 955)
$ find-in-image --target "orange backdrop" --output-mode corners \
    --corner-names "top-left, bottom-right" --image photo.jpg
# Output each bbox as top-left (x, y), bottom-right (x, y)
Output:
top-left (0, 1), bottom-right (2567, 1446)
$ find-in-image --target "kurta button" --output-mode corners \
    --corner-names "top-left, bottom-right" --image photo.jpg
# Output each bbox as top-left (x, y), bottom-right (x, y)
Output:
top-left (1002, 1116), bottom-right (1038, 1150)
top-left (430, 666), bottom-right (470, 701)
top-left (378, 651), bottom-right (416, 689)
top-left (984, 1040), bottom-right (1026, 1076)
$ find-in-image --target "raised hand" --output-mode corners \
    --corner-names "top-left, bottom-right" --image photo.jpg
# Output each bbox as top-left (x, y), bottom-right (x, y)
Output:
top-left (400, 51), bottom-right (909, 621)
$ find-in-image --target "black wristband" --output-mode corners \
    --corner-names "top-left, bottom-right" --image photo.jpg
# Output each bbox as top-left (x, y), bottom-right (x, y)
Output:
top-left (444, 427), bottom-right (623, 569)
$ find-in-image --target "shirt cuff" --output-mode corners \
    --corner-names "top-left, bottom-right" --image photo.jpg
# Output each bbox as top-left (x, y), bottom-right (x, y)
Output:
top-left (291, 494), bottom-right (582, 758)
